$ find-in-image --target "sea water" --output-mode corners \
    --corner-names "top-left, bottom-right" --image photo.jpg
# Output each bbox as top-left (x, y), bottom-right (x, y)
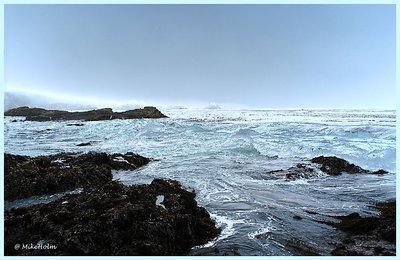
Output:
top-left (4, 109), bottom-right (396, 255)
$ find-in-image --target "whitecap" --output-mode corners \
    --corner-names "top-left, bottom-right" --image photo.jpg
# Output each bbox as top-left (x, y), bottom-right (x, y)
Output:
top-left (193, 213), bottom-right (245, 249)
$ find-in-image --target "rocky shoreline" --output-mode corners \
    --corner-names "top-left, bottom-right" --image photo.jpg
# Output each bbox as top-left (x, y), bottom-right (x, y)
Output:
top-left (5, 106), bottom-right (167, 121)
top-left (4, 152), bottom-right (220, 255)
top-left (4, 153), bottom-right (395, 256)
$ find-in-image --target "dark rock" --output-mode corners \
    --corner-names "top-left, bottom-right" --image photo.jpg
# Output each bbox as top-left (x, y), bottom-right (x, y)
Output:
top-left (311, 156), bottom-right (366, 175)
top-left (109, 152), bottom-right (150, 171)
top-left (67, 123), bottom-right (84, 126)
top-left (293, 215), bottom-right (302, 220)
top-left (304, 210), bottom-right (318, 215)
top-left (371, 169), bottom-right (388, 175)
top-left (4, 178), bottom-right (220, 256)
top-left (115, 106), bottom-right (168, 119)
top-left (374, 201), bottom-right (396, 243)
top-left (311, 156), bottom-right (388, 176)
top-left (5, 106), bottom-right (167, 121)
top-left (330, 212), bottom-right (378, 235)
top-left (190, 246), bottom-right (241, 256)
top-left (331, 243), bottom-right (365, 256)
top-left (266, 164), bottom-right (321, 181)
top-left (5, 106), bottom-right (50, 117)
top-left (76, 142), bottom-right (91, 147)
top-left (329, 201), bottom-right (396, 256)
top-left (267, 156), bottom-right (388, 181)
top-left (285, 164), bottom-right (321, 180)
top-left (4, 152), bottom-right (150, 201)
top-left (286, 238), bottom-right (321, 256)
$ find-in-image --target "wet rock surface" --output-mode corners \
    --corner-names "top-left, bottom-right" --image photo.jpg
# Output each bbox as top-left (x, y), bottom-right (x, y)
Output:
top-left (5, 152), bottom-right (150, 201)
top-left (5, 179), bottom-right (221, 256)
top-left (328, 201), bottom-right (396, 256)
top-left (5, 106), bottom-right (167, 121)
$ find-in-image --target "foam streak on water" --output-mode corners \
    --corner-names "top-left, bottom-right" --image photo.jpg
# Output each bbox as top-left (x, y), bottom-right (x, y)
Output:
top-left (4, 109), bottom-right (396, 255)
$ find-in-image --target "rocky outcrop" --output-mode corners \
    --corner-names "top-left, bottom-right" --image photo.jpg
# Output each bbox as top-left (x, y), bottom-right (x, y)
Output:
top-left (5, 152), bottom-right (150, 201)
top-left (268, 156), bottom-right (389, 181)
top-left (5, 179), bottom-right (221, 256)
top-left (329, 201), bottom-right (395, 256)
top-left (4, 106), bottom-right (167, 121)
top-left (311, 156), bottom-right (387, 176)
top-left (4, 152), bottom-right (220, 255)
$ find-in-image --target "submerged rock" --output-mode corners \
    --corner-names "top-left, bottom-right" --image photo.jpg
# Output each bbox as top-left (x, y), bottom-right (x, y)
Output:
top-left (285, 163), bottom-right (323, 180)
top-left (66, 123), bottom-right (84, 126)
top-left (329, 201), bottom-right (396, 256)
top-left (293, 215), bottom-right (303, 220)
top-left (265, 164), bottom-right (323, 180)
top-left (5, 106), bottom-right (167, 121)
top-left (4, 152), bottom-right (150, 201)
top-left (5, 178), bottom-right (221, 256)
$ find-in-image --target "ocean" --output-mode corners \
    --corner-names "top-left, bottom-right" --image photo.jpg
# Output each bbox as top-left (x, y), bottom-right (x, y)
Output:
top-left (4, 109), bottom-right (396, 255)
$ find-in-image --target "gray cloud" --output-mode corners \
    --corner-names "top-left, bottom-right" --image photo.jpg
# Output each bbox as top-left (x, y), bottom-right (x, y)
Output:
top-left (5, 5), bottom-right (396, 109)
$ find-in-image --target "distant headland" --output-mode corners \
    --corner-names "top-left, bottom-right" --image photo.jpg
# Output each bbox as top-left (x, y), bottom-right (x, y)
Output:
top-left (5, 106), bottom-right (167, 121)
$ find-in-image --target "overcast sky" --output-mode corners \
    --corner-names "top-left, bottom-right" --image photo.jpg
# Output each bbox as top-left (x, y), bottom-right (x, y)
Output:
top-left (5, 4), bottom-right (396, 109)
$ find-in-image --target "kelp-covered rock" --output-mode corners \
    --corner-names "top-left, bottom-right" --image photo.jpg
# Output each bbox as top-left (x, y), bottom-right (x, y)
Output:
top-left (4, 106), bottom-right (167, 121)
top-left (311, 156), bottom-right (388, 176)
top-left (5, 152), bottom-right (150, 201)
top-left (329, 201), bottom-right (396, 256)
top-left (5, 152), bottom-right (220, 255)
top-left (4, 179), bottom-right (221, 256)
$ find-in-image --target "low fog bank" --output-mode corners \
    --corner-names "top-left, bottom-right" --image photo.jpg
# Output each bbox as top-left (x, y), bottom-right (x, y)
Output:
top-left (4, 92), bottom-right (155, 112)
top-left (4, 92), bottom-right (98, 111)
top-left (4, 91), bottom-right (231, 112)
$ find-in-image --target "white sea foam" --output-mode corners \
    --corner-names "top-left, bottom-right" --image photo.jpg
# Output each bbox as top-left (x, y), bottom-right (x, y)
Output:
top-left (156, 195), bottom-right (166, 209)
top-left (113, 156), bottom-right (130, 164)
top-left (193, 213), bottom-right (246, 249)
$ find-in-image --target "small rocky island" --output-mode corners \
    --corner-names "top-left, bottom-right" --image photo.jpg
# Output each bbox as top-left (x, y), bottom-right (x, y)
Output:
top-left (5, 106), bottom-right (167, 121)
top-left (4, 152), bottom-right (220, 256)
